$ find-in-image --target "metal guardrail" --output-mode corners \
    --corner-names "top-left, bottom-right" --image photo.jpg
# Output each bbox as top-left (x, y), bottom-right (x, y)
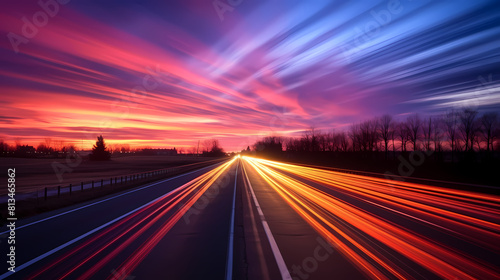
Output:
top-left (1, 158), bottom-right (228, 204)
top-left (34, 166), bottom-right (182, 201)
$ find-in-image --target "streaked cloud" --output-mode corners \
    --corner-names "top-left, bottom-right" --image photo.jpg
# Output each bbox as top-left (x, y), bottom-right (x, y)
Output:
top-left (1, 0), bottom-right (499, 150)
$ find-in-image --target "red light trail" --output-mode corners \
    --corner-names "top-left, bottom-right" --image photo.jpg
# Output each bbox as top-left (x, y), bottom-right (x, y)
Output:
top-left (28, 158), bottom-right (236, 279)
top-left (243, 157), bottom-right (500, 279)
top-left (24, 157), bottom-right (499, 279)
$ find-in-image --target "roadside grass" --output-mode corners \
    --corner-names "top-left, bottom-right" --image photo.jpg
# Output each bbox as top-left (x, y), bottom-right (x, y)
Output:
top-left (0, 157), bottom-right (228, 222)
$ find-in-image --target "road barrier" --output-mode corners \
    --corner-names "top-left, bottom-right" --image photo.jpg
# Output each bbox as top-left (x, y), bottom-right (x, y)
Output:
top-left (12, 158), bottom-right (229, 204)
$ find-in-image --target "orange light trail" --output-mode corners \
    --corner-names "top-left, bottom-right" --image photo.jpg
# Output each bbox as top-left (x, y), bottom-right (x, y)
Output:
top-left (242, 156), bottom-right (500, 279)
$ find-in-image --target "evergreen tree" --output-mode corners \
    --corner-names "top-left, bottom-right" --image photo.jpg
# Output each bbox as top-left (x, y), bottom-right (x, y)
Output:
top-left (90, 135), bottom-right (111, 161)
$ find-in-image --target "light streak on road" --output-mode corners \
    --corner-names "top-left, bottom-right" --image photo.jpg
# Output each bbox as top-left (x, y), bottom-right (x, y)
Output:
top-left (243, 156), bottom-right (500, 279)
top-left (28, 158), bottom-right (237, 279)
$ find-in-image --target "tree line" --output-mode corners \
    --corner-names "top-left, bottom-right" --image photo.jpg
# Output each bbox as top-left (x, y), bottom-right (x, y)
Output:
top-left (0, 136), bottom-right (226, 158)
top-left (253, 108), bottom-right (499, 162)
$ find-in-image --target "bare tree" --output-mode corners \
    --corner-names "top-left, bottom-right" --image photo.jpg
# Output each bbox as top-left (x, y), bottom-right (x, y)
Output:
top-left (329, 131), bottom-right (340, 151)
top-left (62, 144), bottom-right (77, 154)
top-left (44, 138), bottom-right (52, 150)
top-left (202, 139), bottom-right (225, 156)
top-left (0, 140), bottom-right (11, 155)
top-left (359, 122), bottom-right (369, 152)
top-left (471, 118), bottom-right (482, 151)
top-left (444, 110), bottom-right (459, 160)
top-left (15, 138), bottom-right (22, 148)
top-left (358, 120), bottom-right (379, 152)
top-left (389, 121), bottom-right (397, 158)
top-left (480, 112), bottom-right (498, 152)
top-left (370, 119), bottom-right (379, 152)
top-left (349, 124), bottom-right (361, 152)
top-left (54, 140), bottom-right (65, 152)
top-left (318, 132), bottom-right (329, 152)
top-left (338, 132), bottom-right (349, 152)
top-left (285, 137), bottom-right (295, 152)
top-left (406, 114), bottom-right (422, 151)
top-left (458, 108), bottom-right (478, 152)
top-left (303, 127), bottom-right (321, 152)
top-left (37, 142), bottom-right (51, 154)
top-left (120, 144), bottom-right (131, 153)
top-left (432, 117), bottom-right (443, 152)
top-left (396, 122), bottom-right (409, 152)
top-left (187, 146), bottom-right (197, 154)
top-left (379, 115), bottom-right (392, 158)
top-left (202, 139), bottom-right (212, 153)
top-left (422, 117), bottom-right (432, 151)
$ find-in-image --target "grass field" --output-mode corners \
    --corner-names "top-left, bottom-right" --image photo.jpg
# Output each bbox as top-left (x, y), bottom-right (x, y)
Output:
top-left (0, 155), bottom-right (219, 195)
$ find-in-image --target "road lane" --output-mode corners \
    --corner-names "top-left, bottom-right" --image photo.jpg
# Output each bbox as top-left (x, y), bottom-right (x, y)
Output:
top-left (232, 160), bottom-right (282, 280)
top-left (2, 156), bottom-right (498, 279)
top-left (1, 159), bottom-right (236, 279)
top-left (240, 158), bottom-right (367, 280)
top-left (243, 156), bottom-right (500, 280)
top-left (0, 162), bottom-right (223, 235)
top-left (241, 162), bottom-right (292, 280)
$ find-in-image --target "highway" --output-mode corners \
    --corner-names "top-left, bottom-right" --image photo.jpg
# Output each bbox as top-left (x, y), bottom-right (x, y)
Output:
top-left (1, 157), bottom-right (499, 279)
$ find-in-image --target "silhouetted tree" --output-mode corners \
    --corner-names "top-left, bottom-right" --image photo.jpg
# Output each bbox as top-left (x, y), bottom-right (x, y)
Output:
top-left (379, 115), bottom-right (392, 158)
top-left (444, 110), bottom-right (458, 161)
top-left (15, 145), bottom-right (36, 157)
top-left (458, 108), bottom-right (478, 152)
top-left (349, 124), bottom-right (361, 152)
top-left (248, 111), bottom-right (499, 167)
top-left (338, 132), bottom-right (349, 152)
top-left (254, 136), bottom-right (283, 156)
top-left (241, 146), bottom-right (251, 155)
top-left (318, 133), bottom-right (329, 152)
top-left (303, 127), bottom-right (320, 152)
top-left (389, 122), bottom-right (397, 158)
top-left (185, 146), bottom-right (195, 155)
top-left (89, 135), bottom-right (111, 161)
top-left (359, 120), bottom-right (377, 152)
top-left (202, 140), bottom-right (213, 154)
top-left (432, 117), bottom-right (443, 152)
top-left (120, 144), bottom-right (131, 153)
top-left (406, 114), bottom-right (421, 151)
top-left (396, 122), bottom-right (409, 152)
top-left (422, 117), bottom-right (432, 151)
top-left (202, 139), bottom-right (225, 157)
top-left (37, 143), bottom-right (50, 154)
top-left (480, 112), bottom-right (498, 152)
top-left (62, 144), bottom-right (77, 155)
top-left (0, 140), bottom-right (11, 156)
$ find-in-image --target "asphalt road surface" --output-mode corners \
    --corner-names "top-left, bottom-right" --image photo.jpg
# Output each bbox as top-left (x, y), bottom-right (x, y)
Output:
top-left (1, 157), bottom-right (499, 279)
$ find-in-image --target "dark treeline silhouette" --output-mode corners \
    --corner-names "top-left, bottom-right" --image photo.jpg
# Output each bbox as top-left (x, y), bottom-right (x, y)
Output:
top-left (0, 135), bottom-right (201, 158)
top-left (250, 108), bottom-right (499, 186)
top-left (0, 138), bottom-right (79, 158)
top-left (0, 137), bottom-right (226, 158)
top-left (252, 108), bottom-right (499, 158)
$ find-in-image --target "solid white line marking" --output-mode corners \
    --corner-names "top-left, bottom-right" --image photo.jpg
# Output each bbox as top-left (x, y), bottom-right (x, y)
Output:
top-left (242, 162), bottom-right (292, 280)
top-left (0, 162), bottom-right (223, 235)
top-left (225, 160), bottom-right (239, 280)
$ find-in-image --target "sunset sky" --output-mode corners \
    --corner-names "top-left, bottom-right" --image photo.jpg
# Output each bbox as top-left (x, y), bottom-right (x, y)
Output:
top-left (1, 0), bottom-right (499, 151)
